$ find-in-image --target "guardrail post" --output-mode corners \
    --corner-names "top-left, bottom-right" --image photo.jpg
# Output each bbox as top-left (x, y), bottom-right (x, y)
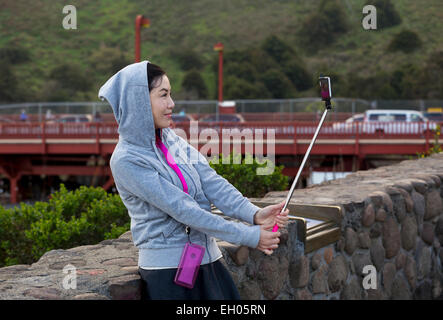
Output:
top-left (95, 122), bottom-right (100, 154)
top-left (425, 121), bottom-right (430, 151)
top-left (292, 122), bottom-right (297, 155)
top-left (355, 121), bottom-right (360, 157)
top-left (41, 121), bottom-right (46, 154)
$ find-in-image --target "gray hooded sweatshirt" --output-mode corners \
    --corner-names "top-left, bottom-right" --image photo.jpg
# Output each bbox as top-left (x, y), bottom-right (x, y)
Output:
top-left (98, 61), bottom-right (261, 269)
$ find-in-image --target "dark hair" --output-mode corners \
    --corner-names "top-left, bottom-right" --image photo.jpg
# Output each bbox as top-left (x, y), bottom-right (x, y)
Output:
top-left (147, 63), bottom-right (166, 92)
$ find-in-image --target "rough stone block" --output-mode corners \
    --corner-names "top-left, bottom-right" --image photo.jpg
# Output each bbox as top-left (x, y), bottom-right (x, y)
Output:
top-left (219, 242), bottom-right (250, 266)
top-left (295, 288), bottom-right (312, 300)
top-left (311, 252), bottom-right (323, 271)
top-left (312, 264), bottom-right (329, 294)
top-left (289, 255), bottom-right (309, 289)
top-left (413, 281), bottom-right (432, 300)
top-left (344, 227), bottom-right (358, 255)
top-left (352, 253), bottom-right (372, 277)
top-left (258, 255), bottom-right (289, 300)
top-left (340, 276), bottom-right (362, 300)
top-left (238, 280), bottom-right (261, 300)
top-left (416, 245), bottom-right (432, 280)
top-left (401, 216), bottom-right (418, 251)
top-left (358, 231), bottom-right (371, 249)
top-left (391, 275), bottom-right (411, 300)
top-left (73, 293), bottom-right (110, 300)
top-left (404, 255), bottom-right (417, 289)
top-left (411, 179), bottom-right (428, 194)
top-left (370, 239), bottom-right (385, 271)
top-left (382, 263), bottom-right (397, 297)
top-left (23, 287), bottom-right (63, 300)
top-left (375, 208), bottom-right (387, 222)
top-left (328, 255), bottom-right (348, 292)
top-left (362, 204), bottom-right (375, 227)
top-left (108, 274), bottom-right (141, 300)
top-left (411, 191), bottom-right (425, 222)
top-left (397, 188), bottom-right (414, 213)
top-left (382, 217), bottom-right (401, 259)
top-left (425, 190), bottom-right (443, 220)
top-left (421, 222), bottom-right (435, 245)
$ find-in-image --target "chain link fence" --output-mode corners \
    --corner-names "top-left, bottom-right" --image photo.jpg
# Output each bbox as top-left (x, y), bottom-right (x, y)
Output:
top-left (0, 98), bottom-right (441, 121)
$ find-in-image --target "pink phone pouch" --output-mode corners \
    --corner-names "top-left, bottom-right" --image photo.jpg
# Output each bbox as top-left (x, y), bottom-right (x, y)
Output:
top-left (174, 242), bottom-right (205, 289)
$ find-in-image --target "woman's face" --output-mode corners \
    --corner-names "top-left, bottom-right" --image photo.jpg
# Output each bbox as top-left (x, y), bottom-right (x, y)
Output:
top-left (150, 75), bottom-right (175, 129)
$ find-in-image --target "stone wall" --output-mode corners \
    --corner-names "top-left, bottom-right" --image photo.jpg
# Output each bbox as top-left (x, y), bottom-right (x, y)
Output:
top-left (0, 153), bottom-right (442, 300)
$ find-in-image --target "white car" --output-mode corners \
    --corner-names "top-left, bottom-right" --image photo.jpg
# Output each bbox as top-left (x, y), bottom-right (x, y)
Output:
top-left (332, 113), bottom-right (364, 133)
top-left (361, 110), bottom-right (436, 134)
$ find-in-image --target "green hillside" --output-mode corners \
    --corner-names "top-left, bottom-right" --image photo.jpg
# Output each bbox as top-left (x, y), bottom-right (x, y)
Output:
top-left (1, 0), bottom-right (442, 103)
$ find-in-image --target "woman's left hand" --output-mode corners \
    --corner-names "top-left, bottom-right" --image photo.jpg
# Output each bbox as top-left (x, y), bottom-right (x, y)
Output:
top-left (253, 200), bottom-right (290, 230)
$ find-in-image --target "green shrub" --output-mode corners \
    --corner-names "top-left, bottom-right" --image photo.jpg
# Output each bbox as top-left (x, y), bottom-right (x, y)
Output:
top-left (417, 125), bottom-right (442, 158)
top-left (0, 46), bottom-right (31, 64)
top-left (209, 151), bottom-right (289, 198)
top-left (0, 184), bottom-right (129, 267)
top-left (388, 30), bottom-right (422, 53)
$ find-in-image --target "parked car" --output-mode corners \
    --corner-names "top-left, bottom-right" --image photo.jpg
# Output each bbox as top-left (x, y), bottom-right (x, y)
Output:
top-left (362, 109), bottom-right (437, 134)
top-left (423, 108), bottom-right (443, 122)
top-left (54, 114), bottom-right (92, 123)
top-left (199, 114), bottom-right (245, 123)
top-left (171, 114), bottom-right (195, 123)
top-left (332, 113), bottom-right (364, 132)
top-left (0, 117), bottom-right (13, 123)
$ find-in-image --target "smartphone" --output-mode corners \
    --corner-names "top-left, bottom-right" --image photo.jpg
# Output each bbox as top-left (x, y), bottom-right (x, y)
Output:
top-left (319, 76), bottom-right (332, 101)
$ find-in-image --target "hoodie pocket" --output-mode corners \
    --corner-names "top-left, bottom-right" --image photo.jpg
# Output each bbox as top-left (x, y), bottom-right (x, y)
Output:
top-left (161, 217), bottom-right (183, 239)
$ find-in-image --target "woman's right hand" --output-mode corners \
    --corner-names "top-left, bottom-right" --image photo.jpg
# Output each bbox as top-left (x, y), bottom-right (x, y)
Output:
top-left (256, 224), bottom-right (280, 255)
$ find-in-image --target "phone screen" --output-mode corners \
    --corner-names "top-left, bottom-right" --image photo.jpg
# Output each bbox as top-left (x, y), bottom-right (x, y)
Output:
top-left (319, 77), bottom-right (332, 100)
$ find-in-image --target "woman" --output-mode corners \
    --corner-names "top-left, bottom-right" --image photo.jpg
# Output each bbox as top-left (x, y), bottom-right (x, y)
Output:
top-left (98, 61), bottom-right (289, 300)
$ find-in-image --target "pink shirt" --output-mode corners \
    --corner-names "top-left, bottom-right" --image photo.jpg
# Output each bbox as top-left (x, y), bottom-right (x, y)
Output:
top-left (156, 133), bottom-right (189, 194)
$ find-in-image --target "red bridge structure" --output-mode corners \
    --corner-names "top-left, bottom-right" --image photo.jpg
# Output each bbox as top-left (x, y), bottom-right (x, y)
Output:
top-left (0, 114), bottom-right (440, 204)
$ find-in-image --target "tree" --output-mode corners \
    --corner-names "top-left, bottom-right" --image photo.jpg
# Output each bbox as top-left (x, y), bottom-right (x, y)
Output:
top-left (42, 63), bottom-right (93, 101)
top-left (283, 59), bottom-right (313, 91)
top-left (261, 35), bottom-right (295, 65)
top-left (0, 60), bottom-right (18, 102)
top-left (49, 63), bottom-right (92, 92)
top-left (181, 69), bottom-right (208, 99)
top-left (260, 69), bottom-right (295, 99)
top-left (419, 51), bottom-right (443, 98)
top-left (89, 44), bottom-right (130, 75)
top-left (172, 48), bottom-right (204, 71)
top-left (366, 0), bottom-right (402, 29)
top-left (298, 0), bottom-right (349, 52)
top-left (224, 61), bottom-right (258, 83)
top-left (224, 76), bottom-right (271, 100)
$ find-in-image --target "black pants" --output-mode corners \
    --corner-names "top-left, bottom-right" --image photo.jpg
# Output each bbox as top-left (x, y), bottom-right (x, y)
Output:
top-left (138, 260), bottom-right (241, 300)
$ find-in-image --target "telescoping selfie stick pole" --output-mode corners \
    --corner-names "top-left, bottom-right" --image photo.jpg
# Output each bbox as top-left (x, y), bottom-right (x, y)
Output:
top-left (272, 93), bottom-right (332, 232)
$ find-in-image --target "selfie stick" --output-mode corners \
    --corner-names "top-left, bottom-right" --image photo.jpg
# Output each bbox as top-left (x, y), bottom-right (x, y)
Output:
top-left (272, 98), bottom-right (332, 232)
